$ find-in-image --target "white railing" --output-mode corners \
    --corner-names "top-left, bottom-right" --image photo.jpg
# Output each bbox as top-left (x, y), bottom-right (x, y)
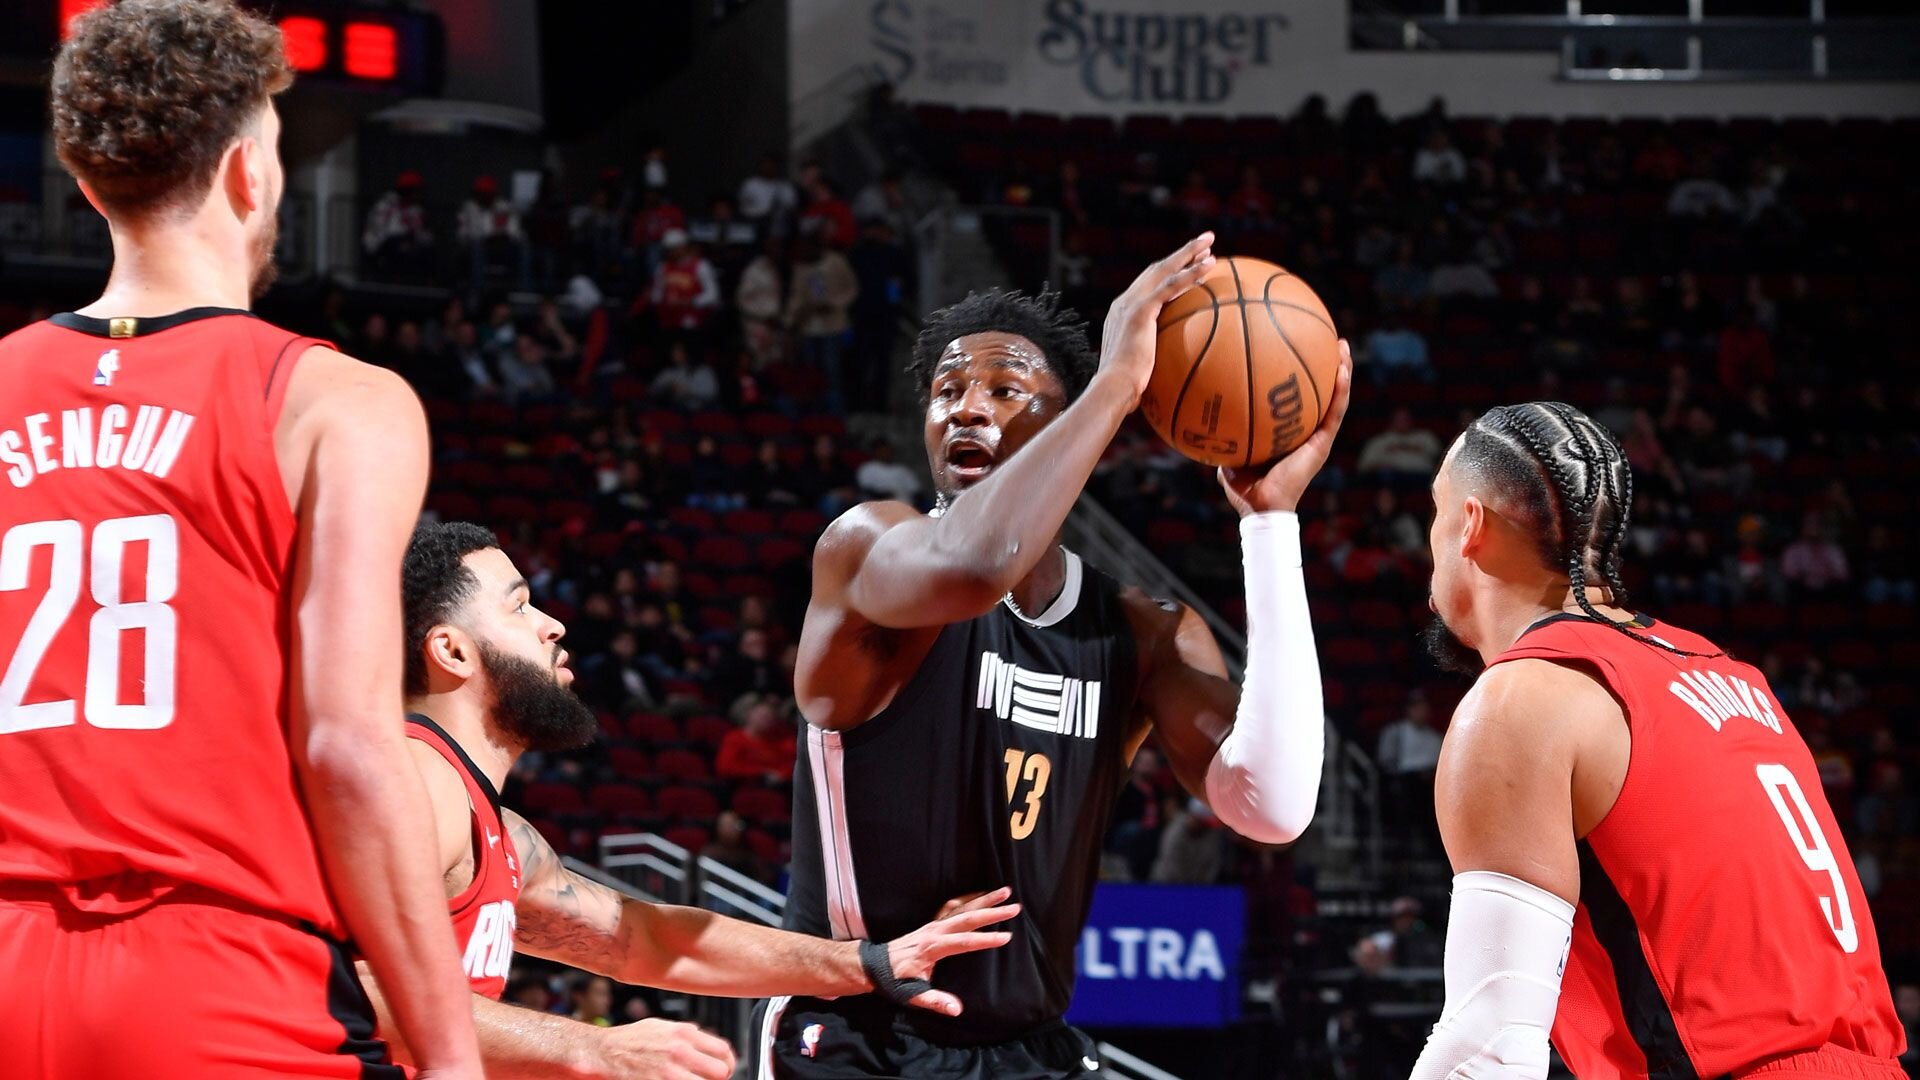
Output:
top-left (592, 832), bottom-right (1186, 1080)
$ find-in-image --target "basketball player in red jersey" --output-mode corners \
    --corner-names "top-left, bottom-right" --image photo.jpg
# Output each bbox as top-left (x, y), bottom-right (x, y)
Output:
top-left (356, 522), bottom-right (1021, 1080)
top-left (0, 3), bottom-right (479, 1077)
top-left (1409, 402), bottom-right (1903, 1079)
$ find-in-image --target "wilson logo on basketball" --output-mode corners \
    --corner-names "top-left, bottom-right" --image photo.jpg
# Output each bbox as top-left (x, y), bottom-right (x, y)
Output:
top-left (1266, 375), bottom-right (1305, 460)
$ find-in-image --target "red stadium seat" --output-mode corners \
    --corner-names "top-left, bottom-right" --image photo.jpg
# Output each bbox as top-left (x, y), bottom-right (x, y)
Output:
top-left (654, 749), bottom-right (712, 783)
top-left (684, 714), bottom-right (734, 750)
top-left (724, 510), bottom-right (775, 536)
top-left (664, 825), bottom-right (712, 853)
top-left (779, 508), bottom-right (828, 536)
top-left (756, 538), bottom-right (808, 568)
top-left (668, 506), bottom-right (717, 531)
top-left (608, 747), bottom-right (651, 777)
top-left (693, 536), bottom-right (752, 569)
top-left (732, 785), bottom-right (791, 825)
top-left (521, 782), bottom-right (585, 815)
top-left (746, 828), bottom-right (783, 862)
top-left (657, 787), bottom-right (720, 820)
top-left (589, 784), bottom-right (654, 818)
top-left (626, 712), bottom-right (681, 743)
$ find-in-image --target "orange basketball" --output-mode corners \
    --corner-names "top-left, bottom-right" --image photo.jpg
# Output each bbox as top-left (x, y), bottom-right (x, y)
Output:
top-left (1140, 256), bottom-right (1341, 468)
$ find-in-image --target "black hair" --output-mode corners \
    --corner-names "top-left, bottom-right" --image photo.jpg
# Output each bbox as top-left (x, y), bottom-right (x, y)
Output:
top-left (1455, 401), bottom-right (1707, 658)
top-left (402, 520), bottom-right (500, 695)
top-left (906, 287), bottom-right (1096, 406)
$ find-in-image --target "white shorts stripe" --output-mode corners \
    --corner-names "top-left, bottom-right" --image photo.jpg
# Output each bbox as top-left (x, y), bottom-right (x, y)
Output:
top-left (758, 994), bottom-right (791, 1080)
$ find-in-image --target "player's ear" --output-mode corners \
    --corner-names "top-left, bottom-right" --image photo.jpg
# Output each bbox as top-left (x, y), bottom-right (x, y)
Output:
top-left (425, 625), bottom-right (477, 683)
top-left (1459, 495), bottom-right (1488, 560)
top-left (224, 136), bottom-right (264, 217)
top-left (74, 179), bottom-right (108, 220)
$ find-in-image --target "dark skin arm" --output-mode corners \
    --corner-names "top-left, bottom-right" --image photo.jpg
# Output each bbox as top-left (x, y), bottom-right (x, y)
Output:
top-left (502, 810), bottom-right (1018, 1015)
top-left (1127, 350), bottom-right (1354, 791)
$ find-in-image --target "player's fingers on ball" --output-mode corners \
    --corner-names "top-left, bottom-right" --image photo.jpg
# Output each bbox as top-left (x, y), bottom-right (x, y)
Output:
top-left (1159, 255), bottom-right (1216, 301)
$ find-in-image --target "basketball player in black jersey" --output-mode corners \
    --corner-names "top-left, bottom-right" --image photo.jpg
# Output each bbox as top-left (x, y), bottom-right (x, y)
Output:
top-left (755, 234), bottom-right (1353, 1079)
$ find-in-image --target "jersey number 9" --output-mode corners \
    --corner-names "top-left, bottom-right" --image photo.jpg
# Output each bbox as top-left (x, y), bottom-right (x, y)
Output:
top-left (1756, 762), bottom-right (1859, 954)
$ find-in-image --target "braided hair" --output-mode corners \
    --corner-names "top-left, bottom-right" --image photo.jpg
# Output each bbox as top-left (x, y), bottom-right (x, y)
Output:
top-left (1456, 401), bottom-right (1707, 658)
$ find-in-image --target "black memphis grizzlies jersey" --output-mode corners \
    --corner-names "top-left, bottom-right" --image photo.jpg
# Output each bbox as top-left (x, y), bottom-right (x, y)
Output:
top-left (784, 550), bottom-right (1141, 1044)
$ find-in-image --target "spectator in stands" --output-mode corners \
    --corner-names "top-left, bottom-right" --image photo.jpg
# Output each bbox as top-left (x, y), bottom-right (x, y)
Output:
top-left (641, 143), bottom-right (669, 194)
top-left (854, 439), bottom-right (921, 504)
top-left (736, 236), bottom-right (787, 368)
top-left (1356, 407), bottom-right (1443, 486)
top-left (649, 340), bottom-right (720, 411)
top-left (715, 628), bottom-right (781, 697)
top-left (743, 439), bottom-right (804, 509)
top-left (1412, 127), bottom-right (1466, 186)
top-left (1376, 691), bottom-right (1442, 849)
top-left (1225, 164), bottom-right (1276, 229)
top-left (799, 434), bottom-right (859, 515)
top-left (1670, 406), bottom-right (1742, 493)
top-left (852, 171), bottom-right (913, 240)
top-left (785, 234), bottom-right (859, 412)
top-left (1732, 385), bottom-right (1790, 464)
top-left (362, 170), bottom-right (433, 279)
top-left (1668, 154), bottom-right (1739, 219)
top-left (1107, 747), bottom-right (1166, 883)
top-left (1856, 761), bottom-right (1918, 841)
top-left (1429, 242), bottom-right (1499, 301)
top-left (356, 311), bottom-right (393, 369)
top-left (569, 975), bottom-right (614, 1027)
top-left (1366, 488), bottom-right (1424, 559)
top-left (1151, 799), bottom-right (1224, 885)
top-left (456, 174), bottom-right (529, 292)
top-left (1858, 525), bottom-right (1915, 606)
top-left (524, 170), bottom-right (571, 291)
top-left (738, 153), bottom-right (798, 238)
top-left (1362, 308), bottom-right (1433, 386)
top-left (849, 218), bottom-right (912, 411)
top-left (701, 811), bottom-right (775, 887)
top-left (646, 231), bottom-right (721, 346)
top-left (1717, 304), bottom-right (1777, 398)
top-left (1373, 237), bottom-right (1429, 308)
top-left (581, 628), bottom-right (656, 712)
top-left (798, 174), bottom-right (856, 250)
top-left (1174, 169), bottom-right (1221, 223)
top-left (1389, 896), bottom-right (1443, 968)
top-left (716, 696), bottom-right (797, 784)
top-left (1780, 514), bottom-right (1851, 597)
top-left (497, 333), bottom-right (558, 404)
top-left (630, 188), bottom-right (686, 274)
top-left (443, 319), bottom-right (498, 400)
top-left (686, 434), bottom-right (744, 512)
top-left (687, 196), bottom-right (757, 286)
top-left (569, 168), bottom-right (626, 280)
top-left (505, 973), bottom-right (554, 1012)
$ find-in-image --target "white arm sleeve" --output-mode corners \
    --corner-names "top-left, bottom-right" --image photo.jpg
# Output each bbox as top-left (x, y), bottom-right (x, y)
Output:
top-left (1202, 512), bottom-right (1324, 844)
top-left (1409, 871), bottom-right (1576, 1080)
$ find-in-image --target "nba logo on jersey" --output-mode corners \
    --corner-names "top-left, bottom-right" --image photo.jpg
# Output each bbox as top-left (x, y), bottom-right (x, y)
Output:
top-left (800, 1023), bottom-right (823, 1058)
top-left (92, 349), bottom-right (120, 386)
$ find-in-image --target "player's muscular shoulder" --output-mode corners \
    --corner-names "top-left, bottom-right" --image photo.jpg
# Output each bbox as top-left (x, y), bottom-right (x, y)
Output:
top-left (274, 346), bottom-right (425, 507)
top-left (1445, 658), bottom-right (1628, 839)
top-left (811, 501), bottom-right (923, 591)
top-left (405, 738), bottom-right (476, 896)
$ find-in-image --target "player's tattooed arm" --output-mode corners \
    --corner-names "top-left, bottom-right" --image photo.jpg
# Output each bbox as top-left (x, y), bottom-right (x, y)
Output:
top-left (504, 809), bottom-right (626, 971)
top-left (504, 810), bottom-right (1017, 1010)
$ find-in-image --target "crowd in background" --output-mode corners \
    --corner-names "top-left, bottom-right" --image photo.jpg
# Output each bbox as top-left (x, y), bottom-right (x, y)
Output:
top-left (4, 91), bottom-right (1917, 1074)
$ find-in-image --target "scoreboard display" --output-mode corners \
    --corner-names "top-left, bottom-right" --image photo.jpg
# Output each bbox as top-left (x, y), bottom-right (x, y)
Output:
top-left (21, 1), bottom-right (442, 96)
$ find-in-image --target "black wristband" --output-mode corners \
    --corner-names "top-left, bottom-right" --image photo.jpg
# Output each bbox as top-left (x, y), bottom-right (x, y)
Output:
top-left (858, 939), bottom-right (932, 1005)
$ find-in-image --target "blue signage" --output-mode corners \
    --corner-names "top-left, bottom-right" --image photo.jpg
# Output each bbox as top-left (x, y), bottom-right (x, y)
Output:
top-left (1067, 884), bottom-right (1245, 1028)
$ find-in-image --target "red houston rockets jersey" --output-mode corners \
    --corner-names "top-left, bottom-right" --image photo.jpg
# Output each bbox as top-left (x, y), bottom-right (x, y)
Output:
top-left (0, 308), bottom-right (350, 933)
top-left (406, 715), bottom-right (522, 1000)
top-left (1487, 614), bottom-right (1904, 1078)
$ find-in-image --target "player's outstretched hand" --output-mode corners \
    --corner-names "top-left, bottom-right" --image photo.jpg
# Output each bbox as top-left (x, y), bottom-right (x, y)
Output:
top-left (1218, 339), bottom-right (1354, 516)
top-left (1097, 232), bottom-right (1216, 408)
top-left (589, 1018), bottom-right (735, 1080)
top-left (887, 886), bottom-right (1022, 1016)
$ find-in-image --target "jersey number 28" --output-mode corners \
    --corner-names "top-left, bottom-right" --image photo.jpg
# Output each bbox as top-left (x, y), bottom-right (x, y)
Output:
top-left (1757, 762), bottom-right (1859, 953)
top-left (1, 515), bottom-right (178, 734)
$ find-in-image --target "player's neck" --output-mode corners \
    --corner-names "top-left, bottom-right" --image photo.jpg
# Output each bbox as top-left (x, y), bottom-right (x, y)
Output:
top-left (1006, 541), bottom-right (1067, 618)
top-left (408, 692), bottom-right (521, 792)
top-left (1474, 584), bottom-right (1634, 664)
top-left (79, 215), bottom-right (252, 318)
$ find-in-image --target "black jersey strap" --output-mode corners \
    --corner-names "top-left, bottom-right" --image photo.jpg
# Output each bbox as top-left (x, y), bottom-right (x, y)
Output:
top-left (858, 939), bottom-right (931, 1005)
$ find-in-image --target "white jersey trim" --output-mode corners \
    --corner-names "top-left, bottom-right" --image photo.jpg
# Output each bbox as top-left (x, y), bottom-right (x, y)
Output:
top-left (1002, 548), bottom-right (1083, 628)
top-left (806, 724), bottom-right (868, 941)
top-left (758, 994), bottom-right (792, 1080)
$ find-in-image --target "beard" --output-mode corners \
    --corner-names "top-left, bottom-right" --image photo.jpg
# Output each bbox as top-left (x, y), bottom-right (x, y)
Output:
top-left (476, 639), bottom-right (597, 752)
top-left (1422, 615), bottom-right (1483, 675)
top-left (249, 209), bottom-right (279, 301)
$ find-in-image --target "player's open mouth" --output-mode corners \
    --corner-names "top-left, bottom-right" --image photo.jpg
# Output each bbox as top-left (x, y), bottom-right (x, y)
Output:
top-left (945, 437), bottom-right (996, 481)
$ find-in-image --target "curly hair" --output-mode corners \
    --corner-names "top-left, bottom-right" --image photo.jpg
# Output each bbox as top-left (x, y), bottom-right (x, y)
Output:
top-left (906, 287), bottom-right (1097, 406)
top-left (402, 521), bottom-right (501, 696)
top-left (52, 0), bottom-right (293, 216)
